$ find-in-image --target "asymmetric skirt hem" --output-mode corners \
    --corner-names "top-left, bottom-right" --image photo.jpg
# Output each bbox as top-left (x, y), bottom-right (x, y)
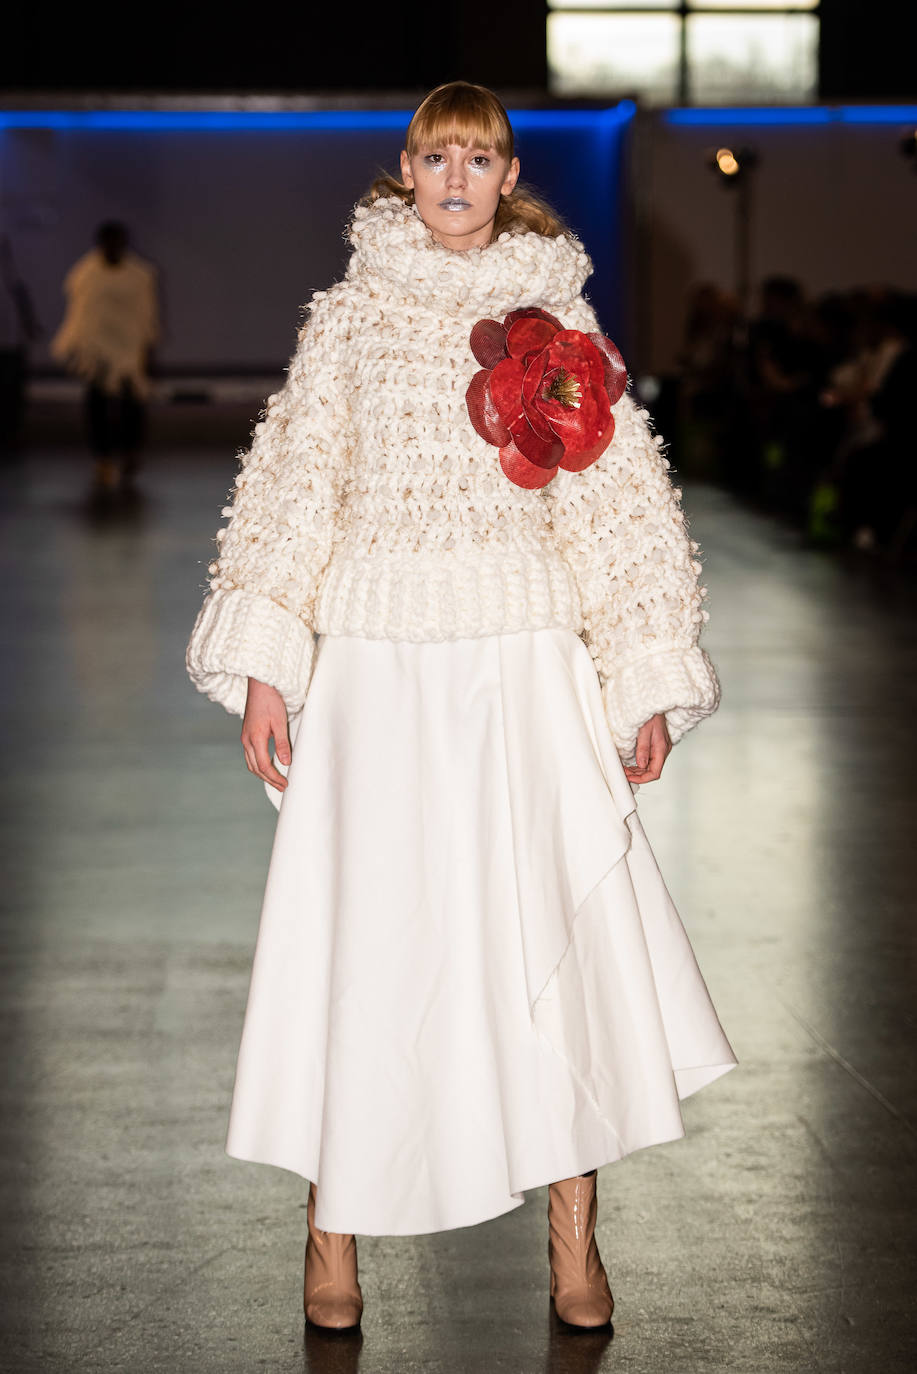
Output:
top-left (225, 628), bottom-right (736, 1236)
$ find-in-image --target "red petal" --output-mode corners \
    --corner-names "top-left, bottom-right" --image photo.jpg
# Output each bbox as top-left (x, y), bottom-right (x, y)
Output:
top-left (488, 356), bottom-right (528, 429)
top-left (466, 369), bottom-right (510, 447)
top-left (499, 441), bottom-right (558, 489)
top-left (508, 415), bottom-right (563, 468)
top-left (557, 415), bottom-right (616, 471)
top-left (470, 319), bottom-right (509, 370)
top-left (588, 333), bottom-right (628, 405)
top-left (534, 332), bottom-right (611, 458)
top-left (520, 351), bottom-right (560, 442)
top-left (506, 317), bottom-right (557, 358)
top-left (503, 307), bottom-right (564, 332)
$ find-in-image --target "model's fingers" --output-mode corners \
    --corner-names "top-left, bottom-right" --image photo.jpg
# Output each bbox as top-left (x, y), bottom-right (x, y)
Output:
top-left (243, 750), bottom-right (287, 791)
top-left (625, 714), bottom-right (672, 784)
top-left (261, 760), bottom-right (288, 792)
top-left (241, 725), bottom-right (260, 769)
top-left (644, 719), bottom-right (672, 781)
top-left (626, 767), bottom-right (653, 784)
top-left (244, 724), bottom-right (288, 791)
top-left (273, 715), bottom-right (292, 767)
top-left (251, 728), bottom-right (276, 779)
top-left (255, 728), bottom-right (288, 790)
top-left (647, 731), bottom-right (665, 779)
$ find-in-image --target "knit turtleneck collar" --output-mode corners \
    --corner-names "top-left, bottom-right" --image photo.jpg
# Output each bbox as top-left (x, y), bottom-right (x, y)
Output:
top-left (346, 196), bottom-right (593, 315)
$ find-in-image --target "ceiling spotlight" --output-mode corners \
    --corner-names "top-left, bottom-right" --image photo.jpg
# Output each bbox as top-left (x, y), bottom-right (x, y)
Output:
top-left (716, 147), bottom-right (741, 177)
top-left (708, 145), bottom-right (759, 185)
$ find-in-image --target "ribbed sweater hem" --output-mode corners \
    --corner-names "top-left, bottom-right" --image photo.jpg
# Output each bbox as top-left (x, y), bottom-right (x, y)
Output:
top-left (314, 550), bottom-right (583, 643)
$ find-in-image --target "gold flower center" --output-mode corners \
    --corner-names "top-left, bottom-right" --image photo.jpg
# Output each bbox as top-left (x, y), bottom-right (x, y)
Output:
top-left (543, 368), bottom-right (581, 409)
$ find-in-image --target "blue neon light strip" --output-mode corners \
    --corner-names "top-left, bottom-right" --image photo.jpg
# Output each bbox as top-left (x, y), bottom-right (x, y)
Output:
top-left (838, 105), bottom-right (917, 124)
top-left (0, 104), bottom-right (636, 132)
top-left (0, 102), bottom-right (909, 132)
top-left (667, 105), bottom-right (917, 126)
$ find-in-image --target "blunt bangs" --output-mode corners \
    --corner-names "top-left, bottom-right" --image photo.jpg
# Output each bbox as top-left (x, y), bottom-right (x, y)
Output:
top-left (405, 83), bottom-right (514, 161)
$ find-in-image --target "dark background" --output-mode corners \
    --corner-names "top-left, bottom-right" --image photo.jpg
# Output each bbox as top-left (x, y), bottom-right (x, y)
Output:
top-left (4, 0), bottom-right (914, 102)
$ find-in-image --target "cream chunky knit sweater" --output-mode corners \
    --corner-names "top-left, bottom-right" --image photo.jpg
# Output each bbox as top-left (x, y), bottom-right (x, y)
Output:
top-left (186, 197), bottom-right (719, 762)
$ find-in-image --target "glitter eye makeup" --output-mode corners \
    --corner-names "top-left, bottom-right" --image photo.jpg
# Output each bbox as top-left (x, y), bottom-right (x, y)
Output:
top-left (419, 149), bottom-right (496, 176)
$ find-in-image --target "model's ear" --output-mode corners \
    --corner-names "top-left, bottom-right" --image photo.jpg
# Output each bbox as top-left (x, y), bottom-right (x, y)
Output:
top-left (400, 150), bottom-right (414, 188)
top-left (502, 157), bottom-right (521, 197)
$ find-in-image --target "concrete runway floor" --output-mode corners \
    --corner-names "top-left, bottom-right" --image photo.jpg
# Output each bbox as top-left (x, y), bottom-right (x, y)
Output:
top-left (0, 447), bottom-right (915, 1373)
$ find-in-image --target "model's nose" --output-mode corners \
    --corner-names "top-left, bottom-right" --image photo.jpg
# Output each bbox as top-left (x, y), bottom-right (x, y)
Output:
top-left (446, 160), bottom-right (467, 190)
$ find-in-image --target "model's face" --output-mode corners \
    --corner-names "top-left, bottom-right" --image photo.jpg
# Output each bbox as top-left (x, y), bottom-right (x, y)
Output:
top-left (400, 143), bottom-right (520, 251)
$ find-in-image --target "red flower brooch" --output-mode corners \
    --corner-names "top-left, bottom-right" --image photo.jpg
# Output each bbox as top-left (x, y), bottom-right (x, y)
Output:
top-left (465, 308), bottom-right (628, 489)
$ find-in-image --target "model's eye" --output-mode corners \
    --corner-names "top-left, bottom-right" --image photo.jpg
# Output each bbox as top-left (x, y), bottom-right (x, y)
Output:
top-left (424, 153), bottom-right (445, 166)
top-left (471, 156), bottom-right (491, 168)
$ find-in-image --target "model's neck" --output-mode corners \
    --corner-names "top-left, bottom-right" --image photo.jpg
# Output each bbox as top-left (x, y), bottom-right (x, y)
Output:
top-left (428, 222), bottom-right (495, 252)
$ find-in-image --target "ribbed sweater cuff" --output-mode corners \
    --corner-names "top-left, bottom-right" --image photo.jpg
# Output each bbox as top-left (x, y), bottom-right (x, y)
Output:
top-left (602, 644), bottom-right (721, 763)
top-left (185, 589), bottom-right (316, 718)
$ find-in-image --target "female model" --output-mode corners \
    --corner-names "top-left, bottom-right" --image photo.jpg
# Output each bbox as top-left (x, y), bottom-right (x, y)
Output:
top-left (187, 81), bottom-right (735, 1331)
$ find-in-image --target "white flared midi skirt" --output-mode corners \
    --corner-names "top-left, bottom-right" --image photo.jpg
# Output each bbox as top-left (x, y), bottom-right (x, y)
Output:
top-left (226, 627), bottom-right (736, 1236)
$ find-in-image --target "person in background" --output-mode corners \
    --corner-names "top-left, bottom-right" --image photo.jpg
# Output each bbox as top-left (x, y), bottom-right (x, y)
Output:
top-left (823, 290), bottom-right (917, 551)
top-left (677, 281), bottom-right (742, 483)
top-left (746, 275), bottom-right (827, 517)
top-left (51, 222), bottom-right (158, 490)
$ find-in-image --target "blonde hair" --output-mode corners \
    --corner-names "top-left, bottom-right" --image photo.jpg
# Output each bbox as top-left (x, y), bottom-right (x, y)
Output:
top-left (365, 81), bottom-right (570, 240)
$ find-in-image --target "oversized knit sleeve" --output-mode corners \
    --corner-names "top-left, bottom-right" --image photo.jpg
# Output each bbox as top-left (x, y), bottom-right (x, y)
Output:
top-left (186, 289), bottom-right (351, 717)
top-left (546, 297), bottom-right (720, 764)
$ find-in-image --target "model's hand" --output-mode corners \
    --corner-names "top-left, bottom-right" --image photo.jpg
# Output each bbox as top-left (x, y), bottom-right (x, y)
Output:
top-left (241, 678), bottom-right (291, 792)
top-left (623, 713), bottom-right (671, 785)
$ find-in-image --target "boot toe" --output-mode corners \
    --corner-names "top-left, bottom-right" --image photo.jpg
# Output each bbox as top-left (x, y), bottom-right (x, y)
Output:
top-left (554, 1287), bottom-right (614, 1328)
top-left (305, 1295), bottom-right (363, 1329)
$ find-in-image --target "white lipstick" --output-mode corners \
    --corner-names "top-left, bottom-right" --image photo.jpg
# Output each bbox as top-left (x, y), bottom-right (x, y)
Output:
top-left (439, 198), bottom-right (471, 212)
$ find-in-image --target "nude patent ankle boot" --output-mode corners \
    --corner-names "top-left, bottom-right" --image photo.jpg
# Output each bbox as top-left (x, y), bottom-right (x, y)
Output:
top-left (304, 1182), bottom-right (363, 1329)
top-left (548, 1170), bottom-right (614, 1328)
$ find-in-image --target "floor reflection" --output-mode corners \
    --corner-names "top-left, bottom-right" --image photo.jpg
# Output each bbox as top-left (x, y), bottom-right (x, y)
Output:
top-left (301, 1309), bottom-right (614, 1373)
top-left (544, 1310), bottom-right (613, 1372)
top-left (303, 1322), bottom-right (364, 1373)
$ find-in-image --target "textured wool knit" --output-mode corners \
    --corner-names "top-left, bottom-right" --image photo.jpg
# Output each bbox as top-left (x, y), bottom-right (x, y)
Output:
top-left (186, 197), bottom-right (719, 762)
